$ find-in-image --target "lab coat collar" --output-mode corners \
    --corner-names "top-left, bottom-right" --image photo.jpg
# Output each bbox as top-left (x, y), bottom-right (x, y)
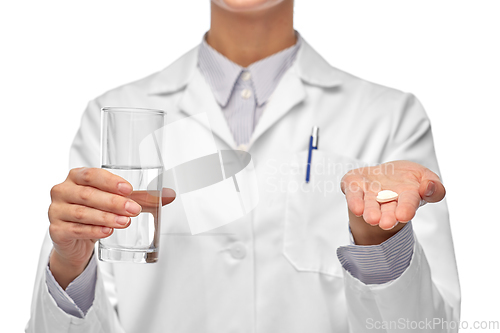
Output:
top-left (148, 47), bottom-right (199, 96)
top-left (148, 37), bottom-right (343, 148)
top-left (148, 37), bottom-right (342, 96)
top-left (294, 39), bottom-right (343, 88)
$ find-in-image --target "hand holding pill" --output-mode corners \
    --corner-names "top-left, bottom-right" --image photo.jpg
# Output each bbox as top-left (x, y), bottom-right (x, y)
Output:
top-left (340, 160), bottom-right (446, 238)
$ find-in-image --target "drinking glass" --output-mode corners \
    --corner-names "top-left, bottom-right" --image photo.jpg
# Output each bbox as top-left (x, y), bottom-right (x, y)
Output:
top-left (99, 107), bottom-right (166, 263)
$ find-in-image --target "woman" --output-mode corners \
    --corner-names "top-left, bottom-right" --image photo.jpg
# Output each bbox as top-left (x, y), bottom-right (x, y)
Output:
top-left (27, 0), bottom-right (459, 332)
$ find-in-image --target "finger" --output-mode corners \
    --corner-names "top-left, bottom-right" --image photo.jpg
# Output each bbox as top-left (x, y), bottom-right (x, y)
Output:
top-left (64, 184), bottom-right (142, 217)
top-left (162, 188), bottom-right (176, 206)
top-left (379, 201), bottom-right (398, 230)
top-left (419, 170), bottom-right (446, 203)
top-left (128, 188), bottom-right (177, 208)
top-left (59, 204), bottom-right (131, 229)
top-left (49, 220), bottom-right (114, 241)
top-left (363, 192), bottom-right (381, 225)
top-left (69, 168), bottom-right (133, 196)
top-left (129, 190), bottom-right (162, 209)
top-left (419, 180), bottom-right (446, 203)
top-left (395, 190), bottom-right (420, 222)
top-left (340, 172), bottom-right (360, 194)
top-left (344, 183), bottom-right (364, 217)
top-left (66, 222), bottom-right (114, 239)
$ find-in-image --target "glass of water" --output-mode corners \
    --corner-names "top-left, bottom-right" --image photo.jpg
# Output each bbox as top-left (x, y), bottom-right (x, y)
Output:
top-left (99, 107), bottom-right (166, 263)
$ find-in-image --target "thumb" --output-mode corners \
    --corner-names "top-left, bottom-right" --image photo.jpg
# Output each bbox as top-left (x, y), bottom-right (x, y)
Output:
top-left (419, 179), bottom-right (446, 203)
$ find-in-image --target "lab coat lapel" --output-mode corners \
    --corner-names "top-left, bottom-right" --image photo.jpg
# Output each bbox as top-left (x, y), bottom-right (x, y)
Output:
top-left (148, 46), bottom-right (237, 149)
top-left (249, 67), bottom-right (306, 147)
top-left (177, 69), bottom-right (237, 149)
top-left (148, 39), bottom-right (342, 150)
top-left (249, 39), bottom-right (342, 148)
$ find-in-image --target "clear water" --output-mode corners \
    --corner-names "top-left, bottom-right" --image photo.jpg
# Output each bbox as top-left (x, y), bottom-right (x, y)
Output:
top-left (99, 166), bottom-right (162, 263)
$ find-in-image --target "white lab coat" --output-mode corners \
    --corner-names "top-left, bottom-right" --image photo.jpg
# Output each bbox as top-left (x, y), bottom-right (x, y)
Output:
top-left (26, 38), bottom-right (460, 333)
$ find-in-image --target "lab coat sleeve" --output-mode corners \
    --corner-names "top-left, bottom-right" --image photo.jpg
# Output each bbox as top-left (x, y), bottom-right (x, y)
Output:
top-left (340, 93), bottom-right (460, 333)
top-left (26, 100), bottom-right (126, 333)
top-left (45, 252), bottom-right (97, 318)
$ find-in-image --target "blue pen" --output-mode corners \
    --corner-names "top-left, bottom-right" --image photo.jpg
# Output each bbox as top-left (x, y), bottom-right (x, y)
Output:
top-left (305, 126), bottom-right (319, 183)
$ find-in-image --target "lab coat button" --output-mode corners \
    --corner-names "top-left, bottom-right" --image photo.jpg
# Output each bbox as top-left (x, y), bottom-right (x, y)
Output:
top-left (241, 89), bottom-right (252, 99)
top-left (230, 243), bottom-right (247, 259)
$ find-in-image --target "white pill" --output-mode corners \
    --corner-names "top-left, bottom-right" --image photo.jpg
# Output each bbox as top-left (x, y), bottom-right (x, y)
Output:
top-left (376, 190), bottom-right (399, 203)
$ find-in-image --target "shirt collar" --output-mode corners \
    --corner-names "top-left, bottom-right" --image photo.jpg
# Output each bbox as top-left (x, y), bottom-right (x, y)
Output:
top-left (198, 33), bottom-right (302, 107)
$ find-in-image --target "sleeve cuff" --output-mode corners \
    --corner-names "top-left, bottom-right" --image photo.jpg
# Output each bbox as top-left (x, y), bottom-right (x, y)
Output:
top-left (45, 252), bottom-right (97, 318)
top-left (337, 221), bottom-right (414, 285)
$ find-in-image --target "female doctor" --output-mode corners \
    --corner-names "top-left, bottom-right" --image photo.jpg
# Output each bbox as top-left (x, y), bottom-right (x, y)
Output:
top-left (27, 0), bottom-right (460, 332)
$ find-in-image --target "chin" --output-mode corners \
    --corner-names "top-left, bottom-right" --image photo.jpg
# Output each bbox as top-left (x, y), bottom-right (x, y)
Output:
top-left (212, 0), bottom-right (285, 12)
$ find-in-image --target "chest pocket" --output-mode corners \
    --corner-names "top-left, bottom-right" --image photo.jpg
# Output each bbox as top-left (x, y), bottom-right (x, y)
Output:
top-left (283, 150), bottom-right (368, 277)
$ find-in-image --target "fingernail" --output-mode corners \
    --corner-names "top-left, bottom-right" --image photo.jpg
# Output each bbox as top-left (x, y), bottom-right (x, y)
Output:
top-left (118, 183), bottom-right (132, 194)
top-left (386, 221), bottom-right (399, 230)
top-left (125, 201), bottom-right (141, 214)
top-left (115, 216), bottom-right (130, 226)
top-left (102, 227), bottom-right (112, 234)
top-left (425, 181), bottom-right (435, 197)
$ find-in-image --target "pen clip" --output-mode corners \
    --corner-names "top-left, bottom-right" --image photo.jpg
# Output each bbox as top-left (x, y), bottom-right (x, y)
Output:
top-left (311, 126), bottom-right (319, 148)
top-left (306, 126), bottom-right (319, 183)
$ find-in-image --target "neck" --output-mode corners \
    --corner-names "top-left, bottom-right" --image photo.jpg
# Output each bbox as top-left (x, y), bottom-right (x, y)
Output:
top-left (207, 1), bottom-right (296, 67)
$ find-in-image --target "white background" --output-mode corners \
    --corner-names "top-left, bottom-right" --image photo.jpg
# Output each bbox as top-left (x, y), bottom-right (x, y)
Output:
top-left (1, 0), bottom-right (499, 331)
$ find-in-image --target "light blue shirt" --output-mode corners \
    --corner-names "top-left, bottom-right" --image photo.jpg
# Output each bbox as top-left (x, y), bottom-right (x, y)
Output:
top-left (45, 34), bottom-right (415, 318)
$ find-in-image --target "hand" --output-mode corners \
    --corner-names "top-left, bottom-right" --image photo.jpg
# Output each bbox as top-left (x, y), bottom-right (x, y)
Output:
top-left (340, 160), bottom-right (445, 245)
top-left (48, 167), bottom-right (175, 288)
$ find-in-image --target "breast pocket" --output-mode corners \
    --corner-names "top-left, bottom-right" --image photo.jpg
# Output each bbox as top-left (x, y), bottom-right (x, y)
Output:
top-left (283, 150), bottom-right (368, 277)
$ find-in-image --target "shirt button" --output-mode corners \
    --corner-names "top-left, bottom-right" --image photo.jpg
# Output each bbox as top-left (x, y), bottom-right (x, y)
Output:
top-left (230, 243), bottom-right (247, 259)
top-left (241, 71), bottom-right (251, 81)
top-left (237, 144), bottom-right (248, 152)
top-left (241, 89), bottom-right (252, 99)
